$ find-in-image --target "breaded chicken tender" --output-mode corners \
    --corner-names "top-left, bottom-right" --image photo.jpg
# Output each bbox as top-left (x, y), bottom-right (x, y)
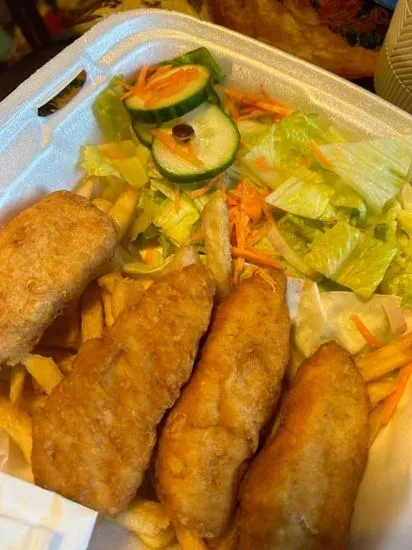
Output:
top-left (32, 265), bottom-right (215, 515)
top-left (0, 191), bottom-right (117, 366)
top-left (155, 270), bottom-right (290, 538)
top-left (238, 341), bottom-right (369, 550)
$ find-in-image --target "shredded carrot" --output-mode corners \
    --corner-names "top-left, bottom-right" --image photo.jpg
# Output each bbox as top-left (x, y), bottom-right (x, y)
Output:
top-left (216, 86), bottom-right (262, 103)
top-left (144, 80), bottom-right (189, 107)
top-left (232, 247), bottom-right (282, 269)
top-left (261, 198), bottom-right (275, 222)
top-left (187, 140), bottom-right (200, 161)
top-left (380, 363), bottom-right (412, 425)
top-left (239, 110), bottom-right (271, 120)
top-left (227, 97), bottom-right (239, 121)
top-left (189, 179), bottom-right (217, 198)
top-left (174, 185), bottom-right (181, 213)
top-left (144, 245), bottom-right (155, 265)
top-left (190, 229), bottom-right (206, 242)
top-left (151, 129), bottom-right (203, 167)
top-left (252, 156), bottom-right (278, 172)
top-left (137, 65), bottom-right (149, 93)
top-left (247, 227), bottom-right (265, 247)
top-left (350, 314), bottom-right (382, 349)
top-left (260, 85), bottom-right (282, 106)
top-left (150, 63), bottom-right (173, 79)
top-left (146, 67), bottom-right (199, 92)
top-left (311, 140), bottom-right (331, 167)
top-left (256, 268), bottom-right (277, 291)
top-left (252, 100), bottom-right (291, 117)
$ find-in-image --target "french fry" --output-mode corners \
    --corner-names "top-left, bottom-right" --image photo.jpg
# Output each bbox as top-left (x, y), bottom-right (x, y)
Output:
top-left (21, 354), bottom-right (63, 394)
top-left (109, 186), bottom-right (140, 241)
top-left (10, 365), bottom-right (26, 404)
top-left (111, 277), bottom-right (146, 320)
top-left (174, 523), bottom-right (208, 550)
top-left (76, 178), bottom-right (95, 199)
top-left (357, 331), bottom-right (412, 382)
top-left (39, 302), bottom-right (81, 350)
top-left (92, 197), bottom-right (113, 213)
top-left (98, 271), bottom-right (123, 294)
top-left (202, 190), bottom-right (232, 300)
top-left (116, 499), bottom-right (174, 546)
top-left (58, 354), bottom-right (76, 375)
top-left (81, 282), bottom-right (104, 342)
top-left (0, 395), bottom-right (32, 463)
top-left (19, 390), bottom-right (47, 417)
top-left (369, 401), bottom-right (385, 448)
top-left (367, 377), bottom-right (398, 408)
top-left (139, 529), bottom-right (177, 549)
top-left (101, 290), bottom-right (115, 327)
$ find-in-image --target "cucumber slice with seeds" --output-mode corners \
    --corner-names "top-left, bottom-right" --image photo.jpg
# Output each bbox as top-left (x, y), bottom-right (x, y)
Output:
top-left (152, 103), bottom-right (240, 184)
top-left (125, 65), bottom-right (211, 124)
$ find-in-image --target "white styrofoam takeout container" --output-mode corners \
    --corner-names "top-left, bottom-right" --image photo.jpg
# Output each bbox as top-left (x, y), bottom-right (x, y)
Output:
top-left (2, 10), bottom-right (412, 549)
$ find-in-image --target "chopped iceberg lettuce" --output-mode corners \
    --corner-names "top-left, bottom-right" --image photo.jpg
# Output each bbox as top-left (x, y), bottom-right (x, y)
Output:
top-left (150, 179), bottom-right (199, 244)
top-left (318, 135), bottom-right (412, 212)
top-left (294, 284), bottom-right (403, 356)
top-left (82, 141), bottom-right (149, 188)
top-left (275, 111), bottom-right (321, 167)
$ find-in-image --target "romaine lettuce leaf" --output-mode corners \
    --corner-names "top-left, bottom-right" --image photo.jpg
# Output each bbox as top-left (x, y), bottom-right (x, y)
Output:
top-left (266, 167), bottom-right (334, 220)
top-left (304, 221), bottom-right (360, 278)
top-left (318, 135), bottom-right (412, 212)
top-left (242, 125), bottom-right (280, 188)
top-left (329, 178), bottom-right (367, 221)
top-left (275, 111), bottom-right (321, 167)
top-left (336, 234), bottom-right (397, 298)
top-left (382, 262), bottom-right (412, 306)
top-left (93, 76), bottom-right (131, 142)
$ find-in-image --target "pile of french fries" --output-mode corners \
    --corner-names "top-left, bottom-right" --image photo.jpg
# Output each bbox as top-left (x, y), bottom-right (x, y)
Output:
top-left (1, 175), bottom-right (412, 548)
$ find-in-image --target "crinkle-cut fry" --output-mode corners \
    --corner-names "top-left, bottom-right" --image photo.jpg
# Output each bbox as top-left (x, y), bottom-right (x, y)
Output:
top-left (76, 178), bottom-right (95, 199)
top-left (98, 271), bottom-right (123, 294)
top-left (109, 186), bottom-right (140, 241)
top-left (81, 282), bottom-right (104, 342)
top-left (116, 499), bottom-right (173, 539)
top-left (10, 365), bottom-right (26, 403)
top-left (111, 278), bottom-right (147, 320)
top-left (21, 354), bottom-right (63, 394)
top-left (0, 395), bottom-right (32, 463)
top-left (356, 331), bottom-right (412, 382)
top-left (367, 377), bottom-right (398, 408)
top-left (101, 290), bottom-right (115, 327)
top-left (369, 401), bottom-right (385, 448)
top-left (92, 197), bottom-right (113, 213)
top-left (39, 302), bottom-right (81, 351)
top-left (202, 190), bottom-right (232, 301)
top-left (174, 524), bottom-right (208, 550)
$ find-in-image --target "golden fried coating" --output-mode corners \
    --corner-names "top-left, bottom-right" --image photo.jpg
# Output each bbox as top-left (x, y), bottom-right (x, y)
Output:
top-left (155, 270), bottom-right (290, 538)
top-left (238, 341), bottom-right (369, 550)
top-left (0, 191), bottom-right (117, 366)
top-left (32, 265), bottom-right (215, 515)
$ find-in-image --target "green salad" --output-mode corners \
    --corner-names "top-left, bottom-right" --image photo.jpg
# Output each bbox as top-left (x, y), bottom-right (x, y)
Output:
top-left (80, 47), bottom-right (412, 359)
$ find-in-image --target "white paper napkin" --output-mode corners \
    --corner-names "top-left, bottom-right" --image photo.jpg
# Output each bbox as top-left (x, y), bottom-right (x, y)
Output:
top-left (0, 472), bottom-right (97, 550)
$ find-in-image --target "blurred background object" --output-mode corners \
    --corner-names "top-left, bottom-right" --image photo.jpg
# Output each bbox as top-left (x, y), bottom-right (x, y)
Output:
top-left (209, 0), bottom-right (394, 78)
top-left (375, 0), bottom-right (412, 114)
top-left (0, 0), bottom-right (398, 100)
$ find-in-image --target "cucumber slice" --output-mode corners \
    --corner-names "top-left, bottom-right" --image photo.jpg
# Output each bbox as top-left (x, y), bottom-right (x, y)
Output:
top-left (167, 47), bottom-right (225, 84)
top-left (152, 103), bottom-right (240, 184)
top-left (132, 121), bottom-right (156, 147)
top-left (125, 65), bottom-right (211, 124)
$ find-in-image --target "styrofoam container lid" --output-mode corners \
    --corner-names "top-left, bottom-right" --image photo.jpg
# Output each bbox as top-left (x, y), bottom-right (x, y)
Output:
top-left (1, 10), bottom-right (412, 550)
